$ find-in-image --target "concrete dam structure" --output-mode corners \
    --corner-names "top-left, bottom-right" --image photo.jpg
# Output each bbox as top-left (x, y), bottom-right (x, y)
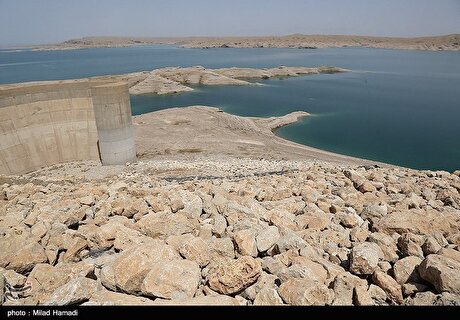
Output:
top-left (0, 79), bottom-right (136, 175)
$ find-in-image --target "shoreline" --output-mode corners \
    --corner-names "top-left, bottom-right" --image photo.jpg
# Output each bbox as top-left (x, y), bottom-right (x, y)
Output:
top-left (132, 106), bottom-right (390, 169)
top-left (16, 34), bottom-right (460, 52)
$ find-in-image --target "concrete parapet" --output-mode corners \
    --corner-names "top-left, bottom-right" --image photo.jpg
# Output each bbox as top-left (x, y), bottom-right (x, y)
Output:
top-left (0, 79), bottom-right (136, 175)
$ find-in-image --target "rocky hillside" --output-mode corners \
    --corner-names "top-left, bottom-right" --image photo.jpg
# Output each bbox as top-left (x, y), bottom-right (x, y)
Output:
top-left (28, 34), bottom-right (460, 51)
top-left (1, 157), bottom-right (460, 305)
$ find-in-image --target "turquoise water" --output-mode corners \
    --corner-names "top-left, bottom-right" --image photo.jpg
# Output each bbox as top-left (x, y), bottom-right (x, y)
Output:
top-left (1, 45), bottom-right (460, 171)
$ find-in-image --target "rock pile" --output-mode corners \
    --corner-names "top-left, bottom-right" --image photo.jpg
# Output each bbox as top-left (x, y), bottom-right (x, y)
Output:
top-left (1, 158), bottom-right (460, 305)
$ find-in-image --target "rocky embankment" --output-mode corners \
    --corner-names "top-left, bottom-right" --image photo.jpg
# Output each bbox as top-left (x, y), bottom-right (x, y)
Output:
top-left (125, 66), bottom-right (348, 95)
top-left (1, 156), bottom-right (460, 306)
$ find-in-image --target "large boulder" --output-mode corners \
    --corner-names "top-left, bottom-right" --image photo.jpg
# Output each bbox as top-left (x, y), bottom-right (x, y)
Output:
top-left (373, 209), bottom-right (459, 236)
top-left (6, 242), bottom-right (48, 274)
top-left (253, 288), bottom-right (284, 305)
top-left (392, 256), bottom-right (423, 284)
top-left (419, 254), bottom-right (460, 294)
top-left (256, 226), bottom-right (280, 253)
top-left (349, 242), bottom-right (384, 275)
top-left (27, 262), bottom-right (94, 304)
top-left (102, 241), bottom-right (179, 294)
top-left (178, 237), bottom-right (210, 267)
top-left (207, 256), bottom-right (261, 295)
top-left (331, 273), bottom-right (368, 306)
top-left (368, 232), bottom-right (399, 263)
top-left (278, 278), bottom-right (334, 305)
top-left (135, 212), bottom-right (199, 240)
top-left (44, 277), bottom-right (97, 306)
top-left (278, 257), bottom-right (327, 283)
top-left (438, 248), bottom-right (460, 263)
top-left (372, 270), bottom-right (403, 304)
top-left (141, 259), bottom-right (201, 299)
top-left (86, 290), bottom-right (155, 305)
top-left (234, 229), bottom-right (258, 257)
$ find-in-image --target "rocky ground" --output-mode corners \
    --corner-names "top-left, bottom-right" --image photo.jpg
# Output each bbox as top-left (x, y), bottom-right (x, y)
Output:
top-left (1, 155), bottom-right (460, 306)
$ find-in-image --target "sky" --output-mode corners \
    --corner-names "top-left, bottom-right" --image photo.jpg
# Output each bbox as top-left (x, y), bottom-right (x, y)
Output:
top-left (1, 0), bottom-right (459, 45)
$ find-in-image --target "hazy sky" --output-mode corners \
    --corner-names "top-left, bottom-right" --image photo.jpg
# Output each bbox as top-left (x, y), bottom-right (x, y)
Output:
top-left (1, 0), bottom-right (459, 45)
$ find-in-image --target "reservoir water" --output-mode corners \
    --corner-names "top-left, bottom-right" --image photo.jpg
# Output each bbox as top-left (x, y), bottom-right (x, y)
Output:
top-left (1, 45), bottom-right (459, 171)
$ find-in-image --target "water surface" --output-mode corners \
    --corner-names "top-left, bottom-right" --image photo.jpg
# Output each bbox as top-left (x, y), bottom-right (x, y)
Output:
top-left (1, 45), bottom-right (459, 171)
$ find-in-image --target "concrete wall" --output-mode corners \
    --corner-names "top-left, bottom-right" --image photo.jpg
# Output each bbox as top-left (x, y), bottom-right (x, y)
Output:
top-left (92, 83), bottom-right (136, 165)
top-left (0, 79), bottom-right (136, 175)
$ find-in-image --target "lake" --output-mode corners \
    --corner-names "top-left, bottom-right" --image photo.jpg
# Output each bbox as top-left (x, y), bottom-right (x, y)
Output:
top-left (1, 45), bottom-right (459, 171)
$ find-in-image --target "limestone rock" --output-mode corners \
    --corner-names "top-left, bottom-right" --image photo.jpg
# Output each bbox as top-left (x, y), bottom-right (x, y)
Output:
top-left (152, 295), bottom-right (241, 305)
top-left (280, 256), bottom-right (327, 283)
top-left (2, 269), bottom-right (26, 288)
top-left (278, 278), bottom-right (334, 305)
top-left (87, 290), bottom-right (155, 305)
top-left (349, 242), bottom-right (384, 275)
top-left (397, 233), bottom-right (424, 258)
top-left (435, 292), bottom-right (460, 306)
top-left (368, 284), bottom-right (388, 305)
top-left (141, 259), bottom-right (201, 299)
top-left (392, 256), bottom-right (422, 284)
top-left (234, 229), bottom-right (258, 257)
top-left (99, 264), bottom-right (117, 291)
top-left (405, 292), bottom-right (437, 306)
top-left (178, 237), bottom-right (210, 267)
top-left (241, 272), bottom-right (278, 301)
top-left (105, 241), bottom-right (179, 294)
top-left (44, 277), bottom-right (97, 306)
top-left (79, 195), bottom-right (95, 206)
top-left (253, 288), bottom-right (284, 305)
top-left (177, 190), bottom-right (203, 218)
top-left (373, 209), bottom-right (459, 236)
top-left (208, 256), bottom-right (262, 295)
top-left (63, 238), bottom-right (87, 263)
top-left (402, 282), bottom-right (429, 296)
top-left (368, 232), bottom-right (399, 263)
top-left (212, 214), bottom-right (227, 237)
top-left (27, 262), bottom-right (94, 304)
top-left (0, 272), bottom-right (4, 306)
top-left (372, 270), bottom-right (403, 304)
top-left (208, 237), bottom-right (235, 261)
top-left (358, 181), bottom-right (376, 193)
top-left (7, 242), bottom-right (48, 274)
top-left (256, 226), bottom-right (280, 252)
top-left (135, 212), bottom-right (199, 240)
top-left (274, 232), bottom-right (307, 253)
top-left (419, 254), bottom-right (460, 294)
top-left (331, 273), bottom-right (368, 305)
top-left (354, 285), bottom-right (373, 306)
top-left (422, 236), bottom-right (442, 255)
top-left (438, 248), bottom-right (460, 263)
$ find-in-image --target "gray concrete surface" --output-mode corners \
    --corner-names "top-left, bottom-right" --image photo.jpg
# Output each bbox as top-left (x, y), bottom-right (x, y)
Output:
top-left (0, 80), bottom-right (136, 175)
